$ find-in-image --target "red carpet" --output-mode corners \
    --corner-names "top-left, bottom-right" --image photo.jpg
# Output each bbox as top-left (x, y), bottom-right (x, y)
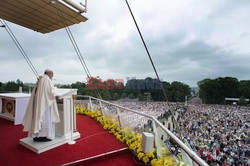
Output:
top-left (0, 115), bottom-right (142, 166)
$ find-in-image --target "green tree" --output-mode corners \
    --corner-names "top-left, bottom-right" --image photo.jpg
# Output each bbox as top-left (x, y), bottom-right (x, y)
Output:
top-left (216, 77), bottom-right (239, 99)
top-left (4, 81), bottom-right (19, 92)
top-left (71, 81), bottom-right (86, 95)
top-left (198, 77), bottom-right (240, 104)
top-left (239, 80), bottom-right (250, 99)
top-left (0, 82), bottom-right (3, 91)
top-left (105, 79), bottom-right (124, 100)
top-left (121, 93), bottom-right (127, 99)
top-left (128, 93), bottom-right (135, 99)
top-left (137, 94), bottom-right (143, 101)
top-left (169, 81), bottom-right (191, 102)
top-left (100, 89), bottom-right (111, 100)
top-left (198, 79), bottom-right (221, 104)
top-left (198, 78), bottom-right (211, 103)
top-left (112, 93), bottom-right (120, 100)
top-left (238, 96), bottom-right (247, 105)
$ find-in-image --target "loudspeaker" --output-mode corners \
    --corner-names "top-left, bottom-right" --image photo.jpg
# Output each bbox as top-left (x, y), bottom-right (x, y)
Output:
top-left (142, 132), bottom-right (154, 153)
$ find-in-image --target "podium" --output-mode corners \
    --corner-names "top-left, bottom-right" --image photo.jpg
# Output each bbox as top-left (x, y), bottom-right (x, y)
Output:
top-left (0, 93), bottom-right (30, 125)
top-left (20, 88), bottom-right (80, 154)
top-left (55, 88), bottom-right (79, 139)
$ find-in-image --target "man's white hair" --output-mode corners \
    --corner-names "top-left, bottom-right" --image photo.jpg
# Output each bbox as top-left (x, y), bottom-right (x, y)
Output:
top-left (44, 69), bottom-right (53, 74)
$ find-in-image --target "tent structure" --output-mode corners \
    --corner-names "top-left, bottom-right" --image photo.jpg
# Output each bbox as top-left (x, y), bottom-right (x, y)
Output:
top-left (0, 0), bottom-right (88, 33)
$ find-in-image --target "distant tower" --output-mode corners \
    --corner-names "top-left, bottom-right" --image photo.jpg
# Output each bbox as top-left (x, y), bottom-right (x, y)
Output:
top-left (185, 95), bottom-right (188, 106)
top-left (144, 92), bottom-right (151, 105)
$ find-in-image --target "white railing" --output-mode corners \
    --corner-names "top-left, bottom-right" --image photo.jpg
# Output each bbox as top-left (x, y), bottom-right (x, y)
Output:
top-left (77, 95), bottom-right (208, 166)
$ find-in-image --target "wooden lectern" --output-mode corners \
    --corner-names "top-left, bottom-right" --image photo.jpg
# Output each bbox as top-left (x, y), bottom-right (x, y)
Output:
top-left (20, 88), bottom-right (80, 154)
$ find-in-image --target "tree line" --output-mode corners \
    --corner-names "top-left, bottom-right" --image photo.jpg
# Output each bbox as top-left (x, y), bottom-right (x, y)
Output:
top-left (0, 77), bottom-right (191, 102)
top-left (0, 79), bottom-right (30, 92)
top-left (198, 77), bottom-right (250, 104)
top-left (1, 76), bottom-right (249, 104)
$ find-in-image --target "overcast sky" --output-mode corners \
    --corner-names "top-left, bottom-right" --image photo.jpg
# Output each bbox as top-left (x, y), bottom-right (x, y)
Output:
top-left (0, 0), bottom-right (250, 87)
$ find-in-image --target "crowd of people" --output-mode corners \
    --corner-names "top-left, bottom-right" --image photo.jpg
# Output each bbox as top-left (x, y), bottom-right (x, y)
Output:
top-left (177, 104), bottom-right (250, 165)
top-left (76, 100), bottom-right (172, 130)
top-left (76, 99), bottom-right (250, 165)
top-left (96, 101), bottom-right (171, 131)
top-left (113, 101), bottom-right (170, 129)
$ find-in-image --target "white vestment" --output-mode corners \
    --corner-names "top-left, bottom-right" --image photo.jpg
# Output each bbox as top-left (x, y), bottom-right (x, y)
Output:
top-left (22, 74), bottom-right (60, 139)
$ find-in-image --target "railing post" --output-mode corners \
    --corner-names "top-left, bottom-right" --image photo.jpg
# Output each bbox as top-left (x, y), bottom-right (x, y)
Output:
top-left (99, 100), bottom-right (103, 115)
top-left (116, 107), bottom-right (122, 127)
top-left (89, 97), bottom-right (93, 110)
top-left (152, 120), bottom-right (161, 158)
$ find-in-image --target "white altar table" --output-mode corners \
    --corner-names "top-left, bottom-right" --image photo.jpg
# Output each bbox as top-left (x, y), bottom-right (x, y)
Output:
top-left (0, 93), bottom-right (30, 125)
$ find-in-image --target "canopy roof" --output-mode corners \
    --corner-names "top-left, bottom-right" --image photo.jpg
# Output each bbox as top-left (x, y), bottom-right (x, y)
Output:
top-left (0, 0), bottom-right (88, 34)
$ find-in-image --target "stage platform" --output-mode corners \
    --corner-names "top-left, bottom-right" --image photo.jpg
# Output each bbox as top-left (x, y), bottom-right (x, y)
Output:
top-left (0, 114), bottom-right (140, 166)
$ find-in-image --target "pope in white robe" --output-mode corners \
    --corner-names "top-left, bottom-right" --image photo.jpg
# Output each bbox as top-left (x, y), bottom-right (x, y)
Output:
top-left (22, 69), bottom-right (60, 141)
